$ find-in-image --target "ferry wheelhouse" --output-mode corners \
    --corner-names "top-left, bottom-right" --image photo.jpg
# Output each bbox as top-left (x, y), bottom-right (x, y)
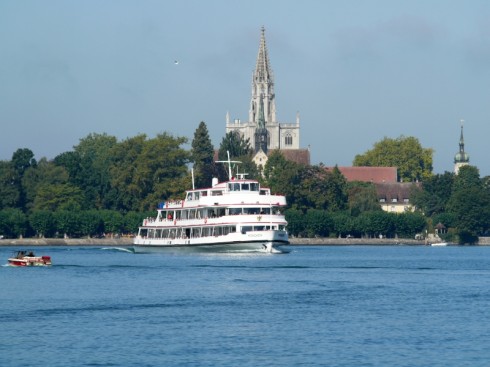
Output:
top-left (133, 160), bottom-right (289, 253)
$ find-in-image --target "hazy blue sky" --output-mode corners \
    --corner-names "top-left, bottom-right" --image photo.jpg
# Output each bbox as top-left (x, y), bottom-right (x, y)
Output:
top-left (1, 1), bottom-right (489, 175)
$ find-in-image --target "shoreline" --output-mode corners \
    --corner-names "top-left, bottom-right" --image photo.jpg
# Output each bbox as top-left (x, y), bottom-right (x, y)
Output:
top-left (0, 237), bottom-right (432, 247)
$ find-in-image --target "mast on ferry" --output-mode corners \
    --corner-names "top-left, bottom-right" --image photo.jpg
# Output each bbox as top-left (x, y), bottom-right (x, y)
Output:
top-left (216, 151), bottom-right (242, 180)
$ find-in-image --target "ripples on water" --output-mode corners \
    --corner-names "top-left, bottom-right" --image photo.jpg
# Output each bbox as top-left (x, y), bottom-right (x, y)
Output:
top-left (1, 245), bottom-right (490, 366)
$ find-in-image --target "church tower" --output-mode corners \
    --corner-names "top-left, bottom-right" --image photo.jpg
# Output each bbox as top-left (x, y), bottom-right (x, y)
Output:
top-left (454, 121), bottom-right (470, 174)
top-left (226, 27), bottom-right (301, 152)
top-left (225, 27), bottom-right (309, 167)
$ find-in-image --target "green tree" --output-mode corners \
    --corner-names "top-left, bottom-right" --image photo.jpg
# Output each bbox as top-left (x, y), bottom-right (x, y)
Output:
top-left (124, 211), bottom-right (152, 235)
top-left (0, 208), bottom-right (29, 238)
top-left (284, 208), bottom-right (307, 237)
top-left (447, 166), bottom-right (490, 243)
top-left (305, 209), bottom-right (333, 237)
top-left (11, 148), bottom-right (37, 209)
top-left (33, 183), bottom-right (85, 211)
top-left (22, 158), bottom-right (73, 211)
top-left (347, 181), bottom-right (381, 216)
top-left (218, 131), bottom-right (252, 160)
top-left (293, 165), bottom-right (347, 212)
top-left (29, 210), bottom-right (56, 238)
top-left (357, 211), bottom-right (395, 238)
top-left (394, 212), bottom-right (426, 238)
top-left (54, 210), bottom-right (81, 238)
top-left (263, 150), bottom-right (301, 199)
top-left (353, 136), bottom-right (433, 182)
top-left (110, 134), bottom-right (190, 211)
top-left (411, 172), bottom-right (454, 217)
top-left (73, 133), bottom-right (118, 209)
top-left (331, 211), bottom-right (354, 238)
top-left (135, 133), bottom-right (191, 210)
top-left (109, 134), bottom-right (147, 211)
top-left (191, 121), bottom-right (216, 189)
top-left (99, 210), bottom-right (125, 236)
top-left (0, 161), bottom-right (19, 210)
top-left (79, 210), bottom-right (103, 237)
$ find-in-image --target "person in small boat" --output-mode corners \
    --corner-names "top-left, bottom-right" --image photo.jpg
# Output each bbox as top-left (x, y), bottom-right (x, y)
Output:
top-left (27, 251), bottom-right (35, 257)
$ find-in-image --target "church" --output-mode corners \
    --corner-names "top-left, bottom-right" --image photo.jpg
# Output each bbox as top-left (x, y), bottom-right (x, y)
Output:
top-left (225, 27), bottom-right (310, 167)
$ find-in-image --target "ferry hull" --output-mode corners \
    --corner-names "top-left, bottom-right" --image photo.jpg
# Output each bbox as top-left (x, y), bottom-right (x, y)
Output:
top-left (133, 231), bottom-right (290, 254)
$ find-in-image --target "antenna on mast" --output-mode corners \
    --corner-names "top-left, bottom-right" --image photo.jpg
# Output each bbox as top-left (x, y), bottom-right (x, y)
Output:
top-left (216, 151), bottom-right (241, 181)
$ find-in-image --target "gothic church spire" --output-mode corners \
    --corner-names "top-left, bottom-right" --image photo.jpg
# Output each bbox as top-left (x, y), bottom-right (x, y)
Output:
top-left (249, 27), bottom-right (276, 125)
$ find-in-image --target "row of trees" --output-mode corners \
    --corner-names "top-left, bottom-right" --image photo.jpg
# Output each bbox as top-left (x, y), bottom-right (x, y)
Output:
top-left (0, 209), bottom-right (151, 239)
top-left (1, 122), bottom-right (488, 243)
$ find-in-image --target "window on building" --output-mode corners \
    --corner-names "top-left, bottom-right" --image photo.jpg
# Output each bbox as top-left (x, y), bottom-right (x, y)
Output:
top-left (285, 133), bottom-right (293, 146)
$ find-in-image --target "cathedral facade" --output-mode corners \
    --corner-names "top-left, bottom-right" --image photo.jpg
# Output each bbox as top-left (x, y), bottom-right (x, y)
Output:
top-left (225, 28), bottom-right (302, 160)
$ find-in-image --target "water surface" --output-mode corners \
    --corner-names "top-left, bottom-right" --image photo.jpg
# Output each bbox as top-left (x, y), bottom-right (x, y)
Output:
top-left (1, 245), bottom-right (489, 366)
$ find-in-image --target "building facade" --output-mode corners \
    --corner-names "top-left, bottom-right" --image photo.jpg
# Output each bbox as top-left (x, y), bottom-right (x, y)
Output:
top-left (225, 27), bottom-right (301, 157)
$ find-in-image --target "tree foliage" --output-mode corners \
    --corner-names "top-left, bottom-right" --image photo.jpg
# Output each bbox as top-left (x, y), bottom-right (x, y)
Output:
top-left (446, 166), bottom-right (490, 243)
top-left (191, 121), bottom-right (216, 189)
top-left (346, 181), bottom-right (381, 216)
top-left (353, 136), bottom-right (433, 182)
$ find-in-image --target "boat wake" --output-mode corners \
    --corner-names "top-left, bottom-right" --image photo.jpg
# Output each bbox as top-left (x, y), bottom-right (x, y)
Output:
top-left (100, 247), bottom-right (134, 253)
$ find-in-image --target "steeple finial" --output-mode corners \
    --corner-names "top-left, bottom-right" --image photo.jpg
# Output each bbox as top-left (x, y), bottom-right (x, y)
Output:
top-left (459, 119), bottom-right (465, 148)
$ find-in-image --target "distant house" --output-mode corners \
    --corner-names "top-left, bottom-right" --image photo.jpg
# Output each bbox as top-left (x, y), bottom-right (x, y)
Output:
top-left (376, 182), bottom-right (421, 213)
top-left (326, 166), bottom-right (420, 213)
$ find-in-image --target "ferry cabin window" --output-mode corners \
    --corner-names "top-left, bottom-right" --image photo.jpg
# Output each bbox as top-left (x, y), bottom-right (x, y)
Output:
top-left (241, 226), bottom-right (253, 233)
top-left (211, 190), bottom-right (223, 196)
top-left (241, 183), bottom-right (250, 191)
top-left (244, 208), bottom-right (260, 214)
top-left (201, 190), bottom-right (208, 197)
top-left (228, 183), bottom-right (240, 191)
top-left (229, 208), bottom-right (242, 215)
top-left (250, 183), bottom-right (259, 191)
top-left (192, 227), bottom-right (201, 238)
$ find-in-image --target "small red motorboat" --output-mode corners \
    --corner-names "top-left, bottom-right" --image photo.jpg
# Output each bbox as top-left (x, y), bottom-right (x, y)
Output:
top-left (8, 251), bottom-right (52, 267)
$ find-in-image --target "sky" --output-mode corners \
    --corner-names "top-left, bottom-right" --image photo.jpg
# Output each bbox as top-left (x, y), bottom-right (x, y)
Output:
top-left (1, 0), bottom-right (489, 176)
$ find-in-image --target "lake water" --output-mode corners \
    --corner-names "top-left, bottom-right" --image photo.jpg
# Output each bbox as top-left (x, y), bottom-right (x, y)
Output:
top-left (1, 245), bottom-right (490, 366)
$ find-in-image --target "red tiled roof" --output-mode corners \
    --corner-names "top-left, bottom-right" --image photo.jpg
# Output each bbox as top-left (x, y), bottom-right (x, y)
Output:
top-left (326, 166), bottom-right (398, 183)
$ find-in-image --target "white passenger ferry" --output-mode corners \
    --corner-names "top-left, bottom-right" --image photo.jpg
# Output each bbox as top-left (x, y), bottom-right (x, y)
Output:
top-left (133, 158), bottom-right (289, 253)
